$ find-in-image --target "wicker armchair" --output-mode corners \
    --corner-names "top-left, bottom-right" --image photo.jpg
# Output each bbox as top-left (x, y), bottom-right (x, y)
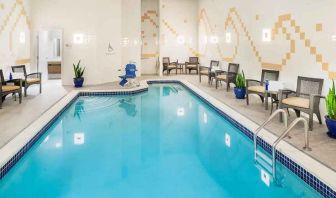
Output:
top-left (162, 57), bottom-right (177, 75)
top-left (185, 57), bottom-right (199, 74)
top-left (0, 69), bottom-right (22, 109)
top-left (279, 76), bottom-right (324, 131)
top-left (246, 69), bottom-right (280, 106)
top-left (215, 63), bottom-right (240, 91)
top-left (12, 65), bottom-right (41, 96)
top-left (199, 60), bottom-right (219, 84)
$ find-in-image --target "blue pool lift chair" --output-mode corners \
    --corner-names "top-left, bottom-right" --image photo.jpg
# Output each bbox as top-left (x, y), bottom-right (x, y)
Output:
top-left (119, 63), bottom-right (138, 87)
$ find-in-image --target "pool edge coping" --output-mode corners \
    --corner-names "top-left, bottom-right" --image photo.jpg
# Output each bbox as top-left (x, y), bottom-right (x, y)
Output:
top-left (0, 79), bottom-right (335, 197)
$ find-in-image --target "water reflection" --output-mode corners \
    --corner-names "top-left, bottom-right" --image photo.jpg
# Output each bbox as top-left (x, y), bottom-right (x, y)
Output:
top-left (118, 98), bottom-right (137, 117)
top-left (163, 85), bottom-right (181, 96)
top-left (74, 100), bottom-right (85, 120)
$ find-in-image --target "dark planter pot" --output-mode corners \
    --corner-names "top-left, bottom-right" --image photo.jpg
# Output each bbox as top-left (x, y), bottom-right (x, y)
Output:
top-left (325, 116), bottom-right (336, 139)
top-left (74, 77), bottom-right (84, 88)
top-left (234, 87), bottom-right (246, 99)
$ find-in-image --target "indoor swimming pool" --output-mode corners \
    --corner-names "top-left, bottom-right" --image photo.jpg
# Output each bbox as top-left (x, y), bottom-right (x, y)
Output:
top-left (0, 83), bottom-right (322, 197)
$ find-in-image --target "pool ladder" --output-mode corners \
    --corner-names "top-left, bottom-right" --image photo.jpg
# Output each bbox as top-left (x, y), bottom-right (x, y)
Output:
top-left (253, 109), bottom-right (311, 181)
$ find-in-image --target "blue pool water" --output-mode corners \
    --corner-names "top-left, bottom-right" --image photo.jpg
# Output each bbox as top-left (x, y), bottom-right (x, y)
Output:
top-left (0, 84), bottom-right (321, 197)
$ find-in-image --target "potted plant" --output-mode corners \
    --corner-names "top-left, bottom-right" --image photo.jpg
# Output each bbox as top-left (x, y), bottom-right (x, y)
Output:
top-left (234, 71), bottom-right (246, 99)
top-left (73, 60), bottom-right (85, 88)
top-left (325, 81), bottom-right (336, 138)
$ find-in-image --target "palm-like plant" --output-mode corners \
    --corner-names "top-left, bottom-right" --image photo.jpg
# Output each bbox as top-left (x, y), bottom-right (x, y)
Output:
top-left (235, 71), bottom-right (246, 89)
top-left (73, 60), bottom-right (85, 79)
top-left (326, 81), bottom-right (336, 120)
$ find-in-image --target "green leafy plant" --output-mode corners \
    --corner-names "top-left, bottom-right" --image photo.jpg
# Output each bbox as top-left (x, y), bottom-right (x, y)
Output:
top-left (326, 81), bottom-right (336, 120)
top-left (235, 71), bottom-right (246, 89)
top-left (73, 60), bottom-right (85, 79)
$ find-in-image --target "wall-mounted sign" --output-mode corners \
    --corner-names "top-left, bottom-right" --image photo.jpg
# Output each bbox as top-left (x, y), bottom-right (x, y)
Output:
top-left (106, 43), bottom-right (115, 55)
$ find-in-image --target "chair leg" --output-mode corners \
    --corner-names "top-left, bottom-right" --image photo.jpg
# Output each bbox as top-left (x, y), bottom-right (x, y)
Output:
top-left (246, 94), bottom-right (250, 105)
top-left (40, 82), bottom-right (42, 94)
top-left (199, 74), bottom-right (201, 83)
top-left (19, 90), bottom-right (22, 104)
top-left (294, 109), bottom-right (300, 117)
top-left (24, 87), bottom-right (27, 97)
top-left (215, 79), bottom-right (218, 89)
top-left (226, 81), bottom-right (230, 92)
top-left (316, 111), bottom-right (323, 124)
top-left (259, 95), bottom-right (264, 103)
top-left (309, 113), bottom-right (314, 131)
top-left (0, 96), bottom-right (2, 109)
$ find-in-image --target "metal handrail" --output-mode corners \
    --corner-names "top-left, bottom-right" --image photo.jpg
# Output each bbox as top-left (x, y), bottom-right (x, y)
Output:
top-left (271, 117), bottom-right (310, 178)
top-left (254, 109), bottom-right (288, 161)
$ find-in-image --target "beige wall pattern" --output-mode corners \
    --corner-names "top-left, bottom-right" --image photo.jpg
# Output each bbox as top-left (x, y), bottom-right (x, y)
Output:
top-left (199, 7), bottom-right (335, 79)
top-left (141, 0), bottom-right (159, 75)
top-left (0, 0), bottom-right (31, 72)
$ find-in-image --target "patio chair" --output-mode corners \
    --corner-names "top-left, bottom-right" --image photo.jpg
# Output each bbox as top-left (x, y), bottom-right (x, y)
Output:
top-left (185, 57), bottom-right (199, 74)
top-left (0, 69), bottom-right (22, 109)
top-left (119, 63), bottom-right (137, 87)
top-left (279, 76), bottom-right (324, 131)
top-left (246, 69), bottom-right (280, 106)
top-left (199, 60), bottom-right (219, 84)
top-left (162, 57), bottom-right (177, 75)
top-left (215, 63), bottom-right (240, 91)
top-left (11, 65), bottom-right (42, 97)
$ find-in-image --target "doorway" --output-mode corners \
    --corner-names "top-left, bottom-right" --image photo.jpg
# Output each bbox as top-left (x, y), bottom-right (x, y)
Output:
top-left (38, 30), bottom-right (63, 81)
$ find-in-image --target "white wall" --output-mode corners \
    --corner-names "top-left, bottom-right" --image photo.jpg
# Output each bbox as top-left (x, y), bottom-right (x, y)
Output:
top-left (30, 0), bottom-right (141, 86)
top-left (0, 0), bottom-right (31, 75)
top-left (159, 0), bottom-right (199, 75)
top-left (122, 0), bottom-right (142, 75)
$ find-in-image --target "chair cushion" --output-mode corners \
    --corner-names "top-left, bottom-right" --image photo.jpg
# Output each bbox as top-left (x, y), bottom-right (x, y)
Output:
top-left (200, 70), bottom-right (209, 75)
top-left (186, 64), bottom-right (197, 68)
top-left (27, 78), bottom-right (40, 84)
top-left (282, 97), bottom-right (310, 109)
top-left (216, 74), bottom-right (227, 80)
top-left (2, 85), bottom-right (20, 92)
top-left (248, 85), bottom-right (265, 93)
top-left (167, 65), bottom-right (176, 69)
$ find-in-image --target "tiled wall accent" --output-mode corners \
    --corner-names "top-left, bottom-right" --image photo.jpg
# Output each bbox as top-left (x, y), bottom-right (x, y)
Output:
top-left (0, 0), bottom-right (31, 70)
top-left (198, 0), bottom-right (336, 84)
top-left (141, 0), bottom-right (160, 74)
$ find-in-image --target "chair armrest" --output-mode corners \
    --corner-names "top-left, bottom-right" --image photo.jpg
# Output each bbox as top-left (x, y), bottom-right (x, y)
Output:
top-left (278, 89), bottom-right (296, 101)
top-left (215, 70), bottom-right (226, 75)
top-left (309, 94), bottom-right (325, 109)
top-left (199, 66), bottom-right (209, 71)
top-left (27, 72), bottom-right (42, 79)
top-left (246, 79), bottom-right (261, 87)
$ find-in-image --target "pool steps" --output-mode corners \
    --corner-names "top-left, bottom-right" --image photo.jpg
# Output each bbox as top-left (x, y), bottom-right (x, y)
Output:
top-left (254, 109), bottom-right (310, 182)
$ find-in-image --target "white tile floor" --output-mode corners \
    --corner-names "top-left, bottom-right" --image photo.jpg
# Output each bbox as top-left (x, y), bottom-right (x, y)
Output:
top-left (0, 75), bottom-right (335, 172)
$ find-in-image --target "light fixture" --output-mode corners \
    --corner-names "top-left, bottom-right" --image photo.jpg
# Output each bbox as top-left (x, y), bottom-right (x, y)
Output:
top-left (210, 36), bottom-right (219, 44)
top-left (74, 133), bottom-right (85, 145)
top-left (261, 169), bottom-right (270, 187)
top-left (122, 37), bottom-right (129, 47)
top-left (225, 133), bottom-right (231, 147)
top-left (73, 33), bottom-right (84, 44)
top-left (203, 36), bottom-right (208, 44)
top-left (177, 35), bottom-right (185, 44)
top-left (177, 107), bottom-right (185, 117)
top-left (262, 29), bottom-right (271, 42)
top-left (19, 32), bottom-right (25, 44)
top-left (225, 32), bottom-right (231, 43)
top-left (332, 35), bottom-right (336, 41)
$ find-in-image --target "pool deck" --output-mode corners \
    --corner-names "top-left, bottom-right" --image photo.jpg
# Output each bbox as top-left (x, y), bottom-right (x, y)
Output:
top-left (0, 75), bottom-right (335, 180)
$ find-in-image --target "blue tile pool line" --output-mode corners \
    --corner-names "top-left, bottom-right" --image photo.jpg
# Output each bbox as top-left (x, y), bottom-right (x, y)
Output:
top-left (0, 81), bottom-right (335, 197)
